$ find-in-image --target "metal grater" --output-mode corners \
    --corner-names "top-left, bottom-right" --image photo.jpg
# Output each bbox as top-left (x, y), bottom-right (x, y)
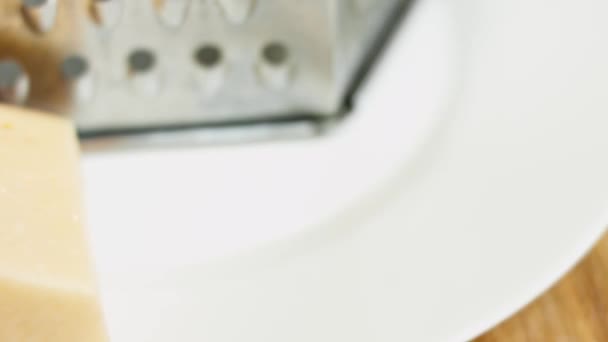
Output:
top-left (0, 0), bottom-right (409, 147)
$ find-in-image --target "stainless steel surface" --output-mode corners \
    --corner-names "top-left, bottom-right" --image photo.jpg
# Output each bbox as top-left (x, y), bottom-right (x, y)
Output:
top-left (0, 0), bottom-right (408, 145)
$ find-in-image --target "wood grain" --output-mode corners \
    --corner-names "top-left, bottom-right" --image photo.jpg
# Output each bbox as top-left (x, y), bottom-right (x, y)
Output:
top-left (475, 232), bottom-right (608, 341)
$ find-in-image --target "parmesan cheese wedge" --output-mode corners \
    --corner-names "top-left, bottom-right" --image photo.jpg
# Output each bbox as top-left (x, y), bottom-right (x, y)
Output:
top-left (0, 105), bottom-right (107, 341)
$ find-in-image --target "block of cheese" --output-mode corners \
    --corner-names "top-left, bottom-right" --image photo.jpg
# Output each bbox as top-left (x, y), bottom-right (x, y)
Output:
top-left (0, 105), bottom-right (107, 341)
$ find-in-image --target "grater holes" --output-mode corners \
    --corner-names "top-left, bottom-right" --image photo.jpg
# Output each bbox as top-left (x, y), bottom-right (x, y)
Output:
top-left (61, 55), bottom-right (96, 103)
top-left (195, 45), bottom-right (223, 68)
top-left (193, 45), bottom-right (225, 95)
top-left (216, 0), bottom-right (256, 24)
top-left (21, 0), bottom-right (57, 33)
top-left (61, 55), bottom-right (89, 80)
top-left (262, 42), bottom-right (289, 66)
top-left (22, 0), bottom-right (46, 6)
top-left (0, 60), bottom-right (30, 105)
top-left (89, 0), bottom-right (123, 29)
top-left (4, 0), bottom-right (406, 136)
top-left (154, 0), bottom-right (191, 29)
top-left (258, 42), bottom-right (292, 89)
top-left (129, 49), bottom-right (156, 74)
top-left (0, 62), bottom-right (23, 88)
top-left (128, 49), bottom-right (161, 97)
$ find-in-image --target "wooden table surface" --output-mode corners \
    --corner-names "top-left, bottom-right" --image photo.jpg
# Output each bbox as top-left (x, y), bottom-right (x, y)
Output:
top-left (474, 231), bottom-right (608, 341)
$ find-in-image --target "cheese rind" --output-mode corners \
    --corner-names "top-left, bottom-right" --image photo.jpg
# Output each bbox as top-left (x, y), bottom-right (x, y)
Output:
top-left (0, 105), bottom-right (107, 341)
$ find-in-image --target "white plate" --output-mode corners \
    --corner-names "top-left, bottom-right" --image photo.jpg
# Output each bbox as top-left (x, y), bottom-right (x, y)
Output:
top-left (83, 0), bottom-right (608, 341)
